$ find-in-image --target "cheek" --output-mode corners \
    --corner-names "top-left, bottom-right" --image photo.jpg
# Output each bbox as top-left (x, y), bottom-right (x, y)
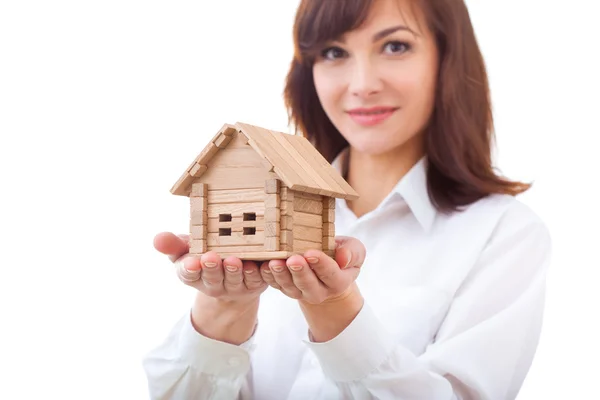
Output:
top-left (313, 68), bottom-right (342, 113)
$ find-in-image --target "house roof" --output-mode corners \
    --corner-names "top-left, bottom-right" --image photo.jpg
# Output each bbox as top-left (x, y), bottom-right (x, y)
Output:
top-left (171, 122), bottom-right (359, 200)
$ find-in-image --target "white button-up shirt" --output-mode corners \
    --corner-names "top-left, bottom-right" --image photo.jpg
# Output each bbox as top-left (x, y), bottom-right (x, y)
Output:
top-left (143, 151), bottom-right (552, 400)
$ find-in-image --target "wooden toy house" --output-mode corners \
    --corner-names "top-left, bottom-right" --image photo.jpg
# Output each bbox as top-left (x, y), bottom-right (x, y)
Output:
top-left (170, 122), bottom-right (359, 260)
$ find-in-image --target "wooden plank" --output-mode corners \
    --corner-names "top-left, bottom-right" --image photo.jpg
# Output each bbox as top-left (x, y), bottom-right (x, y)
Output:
top-left (323, 208), bottom-right (335, 223)
top-left (295, 191), bottom-right (323, 202)
top-left (281, 200), bottom-right (293, 215)
top-left (293, 196), bottom-right (322, 215)
top-left (323, 197), bottom-right (335, 209)
top-left (204, 250), bottom-right (294, 260)
top-left (207, 244), bottom-right (264, 253)
top-left (190, 196), bottom-right (207, 211)
top-left (294, 225), bottom-right (322, 242)
top-left (265, 193), bottom-right (279, 209)
top-left (189, 163), bottom-right (207, 177)
top-left (206, 147), bottom-right (265, 168)
top-left (207, 188), bottom-right (265, 204)
top-left (208, 231), bottom-right (265, 246)
top-left (281, 215), bottom-right (293, 230)
top-left (191, 211), bottom-right (207, 226)
top-left (265, 207), bottom-right (280, 222)
top-left (213, 132), bottom-right (233, 148)
top-left (289, 134), bottom-right (358, 199)
top-left (281, 186), bottom-right (294, 202)
top-left (190, 239), bottom-right (207, 253)
top-left (323, 236), bottom-right (335, 251)
top-left (190, 225), bottom-right (206, 239)
top-left (281, 230), bottom-right (293, 249)
top-left (198, 166), bottom-right (278, 190)
top-left (264, 237), bottom-right (279, 252)
top-left (191, 182), bottom-right (208, 197)
top-left (270, 129), bottom-right (331, 195)
top-left (207, 202), bottom-right (264, 218)
top-left (293, 239), bottom-right (323, 252)
top-left (294, 211), bottom-right (321, 228)
top-left (265, 178), bottom-right (280, 194)
top-left (194, 142), bottom-right (220, 165)
top-left (264, 221), bottom-right (279, 237)
top-left (322, 222), bottom-right (334, 237)
top-left (238, 123), bottom-right (311, 190)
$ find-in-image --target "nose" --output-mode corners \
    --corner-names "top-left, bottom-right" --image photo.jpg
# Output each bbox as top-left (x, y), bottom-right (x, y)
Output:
top-left (348, 57), bottom-right (383, 98)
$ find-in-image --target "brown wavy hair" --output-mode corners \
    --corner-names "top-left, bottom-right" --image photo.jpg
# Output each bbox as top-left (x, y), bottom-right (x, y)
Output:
top-left (283, 0), bottom-right (531, 213)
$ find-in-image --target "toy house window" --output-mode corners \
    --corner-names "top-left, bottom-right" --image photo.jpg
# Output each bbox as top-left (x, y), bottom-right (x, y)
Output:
top-left (243, 227), bottom-right (256, 235)
top-left (219, 214), bottom-right (232, 222)
top-left (243, 213), bottom-right (256, 221)
top-left (219, 228), bottom-right (231, 236)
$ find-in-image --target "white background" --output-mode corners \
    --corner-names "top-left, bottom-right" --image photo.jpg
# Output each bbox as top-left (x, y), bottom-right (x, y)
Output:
top-left (0, 0), bottom-right (598, 399)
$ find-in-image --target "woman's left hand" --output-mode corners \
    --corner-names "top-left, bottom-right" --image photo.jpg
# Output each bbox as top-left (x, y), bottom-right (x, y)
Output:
top-left (259, 236), bottom-right (366, 304)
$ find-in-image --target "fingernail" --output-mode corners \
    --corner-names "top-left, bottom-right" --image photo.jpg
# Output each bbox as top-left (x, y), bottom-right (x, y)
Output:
top-left (343, 249), bottom-right (352, 269)
top-left (204, 262), bottom-right (217, 268)
top-left (262, 268), bottom-right (272, 274)
top-left (289, 265), bottom-right (303, 271)
top-left (270, 265), bottom-right (284, 273)
top-left (225, 265), bottom-right (238, 272)
top-left (306, 257), bottom-right (319, 264)
top-left (243, 269), bottom-right (254, 274)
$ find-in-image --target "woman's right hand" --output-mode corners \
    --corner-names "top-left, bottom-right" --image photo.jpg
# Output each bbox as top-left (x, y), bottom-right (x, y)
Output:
top-left (153, 231), bottom-right (268, 302)
top-left (153, 231), bottom-right (268, 344)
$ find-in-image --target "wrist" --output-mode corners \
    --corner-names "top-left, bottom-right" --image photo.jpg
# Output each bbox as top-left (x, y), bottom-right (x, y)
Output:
top-left (299, 284), bottom-right (364, 342)
top-left (191, 293), bottom-right (259, 345)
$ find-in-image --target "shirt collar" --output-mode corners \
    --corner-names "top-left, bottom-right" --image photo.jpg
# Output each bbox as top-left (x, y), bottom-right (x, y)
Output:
top-left (331, 147), bottom-right (437, 232)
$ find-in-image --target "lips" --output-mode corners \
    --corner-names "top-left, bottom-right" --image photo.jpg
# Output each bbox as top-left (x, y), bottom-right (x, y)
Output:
top-left (346, 106), bottom-right (399, 126)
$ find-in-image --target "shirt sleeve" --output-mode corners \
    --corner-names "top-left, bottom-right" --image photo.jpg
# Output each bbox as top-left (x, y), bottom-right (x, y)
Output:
top-left (303, 202), bottom-right (553, 400)
top-left (142, 309), bottom-right (257, 400)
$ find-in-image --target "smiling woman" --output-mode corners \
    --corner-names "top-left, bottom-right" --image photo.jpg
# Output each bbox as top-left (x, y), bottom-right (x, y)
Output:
top-left (143, 0), bottom-right (552, 399)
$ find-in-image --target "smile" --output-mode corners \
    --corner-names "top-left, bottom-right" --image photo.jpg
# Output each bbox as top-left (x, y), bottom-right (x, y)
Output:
top-left (346, 107), bottom-right (399, 126)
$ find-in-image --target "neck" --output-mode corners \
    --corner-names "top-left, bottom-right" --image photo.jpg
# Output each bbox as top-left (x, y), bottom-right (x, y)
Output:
top-left (345, 136), bottom-right (424, 218)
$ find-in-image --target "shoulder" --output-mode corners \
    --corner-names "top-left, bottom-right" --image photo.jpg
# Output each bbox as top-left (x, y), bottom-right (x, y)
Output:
top-left (460, 193), bottom-right (552, 256)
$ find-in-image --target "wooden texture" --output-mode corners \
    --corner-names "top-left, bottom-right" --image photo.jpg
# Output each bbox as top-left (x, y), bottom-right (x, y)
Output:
top-left (190, 250), bottom-right (294, 260)
top-left (190, 183), bottom-right (208, 253)
top-left (207, 231), bottom-right (265, 246)
top-left (279, 186), bottom-right (294, 252)
top-left (293, 195), bottom-right (323, 215)
top-left (234, 122), bottom-right (358, 199)
top-left (322, 195), bottom-right (336, 255)
top-left (264, 179), bottom-right (280, 251)
top-left (293, 239), bottom-right (322, 253)
top-left (207, 188), bottom-right (265, 204)
top-left (294, 211), bottom-right (321, 228)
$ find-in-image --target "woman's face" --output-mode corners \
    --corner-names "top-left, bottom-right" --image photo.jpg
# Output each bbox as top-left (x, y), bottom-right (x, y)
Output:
top-left (312, 0), bottom-right (438, 157)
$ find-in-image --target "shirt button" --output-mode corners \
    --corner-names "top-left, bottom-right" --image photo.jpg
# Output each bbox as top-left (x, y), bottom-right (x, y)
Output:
top-left (228, 357), bottom-right (241, 367)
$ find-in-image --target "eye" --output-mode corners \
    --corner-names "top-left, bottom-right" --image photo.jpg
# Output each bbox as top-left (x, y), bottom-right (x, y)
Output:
top-left (320, 46), bottom-right (347, 61)
top-left (383, 41), bottom-right (411, 55)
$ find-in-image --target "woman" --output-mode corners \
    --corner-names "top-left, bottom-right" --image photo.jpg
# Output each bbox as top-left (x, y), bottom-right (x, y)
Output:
top-left (144, 0), bottom-right (552, 398)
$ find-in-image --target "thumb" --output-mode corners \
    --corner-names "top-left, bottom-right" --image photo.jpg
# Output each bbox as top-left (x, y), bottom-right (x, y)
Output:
top-left (154, 232), bottom-right (190, 263)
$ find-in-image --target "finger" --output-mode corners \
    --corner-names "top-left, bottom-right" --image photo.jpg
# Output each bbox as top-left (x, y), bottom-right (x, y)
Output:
top-left (269, 259), bottom-right (302, 299)
top-left (259, 262), bottom-right (281, 290)
top-left (175, 256), bottom-right (202, 283)
top-left (222, 256), bottom-right (244, 294)
top-left (334, 236), bottom-right (366, 269)
top-left (154, 232), bottom-right (190, 263)
top-left (285, 255), bottom-right (326, 303)
top-left (300, 250), bottom-right (342, 289)
top-left (199, 251), bottom-right (224, 292)
top-left (243, 261), bottom-right (265, 291)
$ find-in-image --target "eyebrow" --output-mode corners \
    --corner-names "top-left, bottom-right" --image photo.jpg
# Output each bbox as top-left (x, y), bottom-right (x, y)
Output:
top-left (373, 25), bottom-right (419, 41)
top-left (335, 24), bottom-right (419, 44)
